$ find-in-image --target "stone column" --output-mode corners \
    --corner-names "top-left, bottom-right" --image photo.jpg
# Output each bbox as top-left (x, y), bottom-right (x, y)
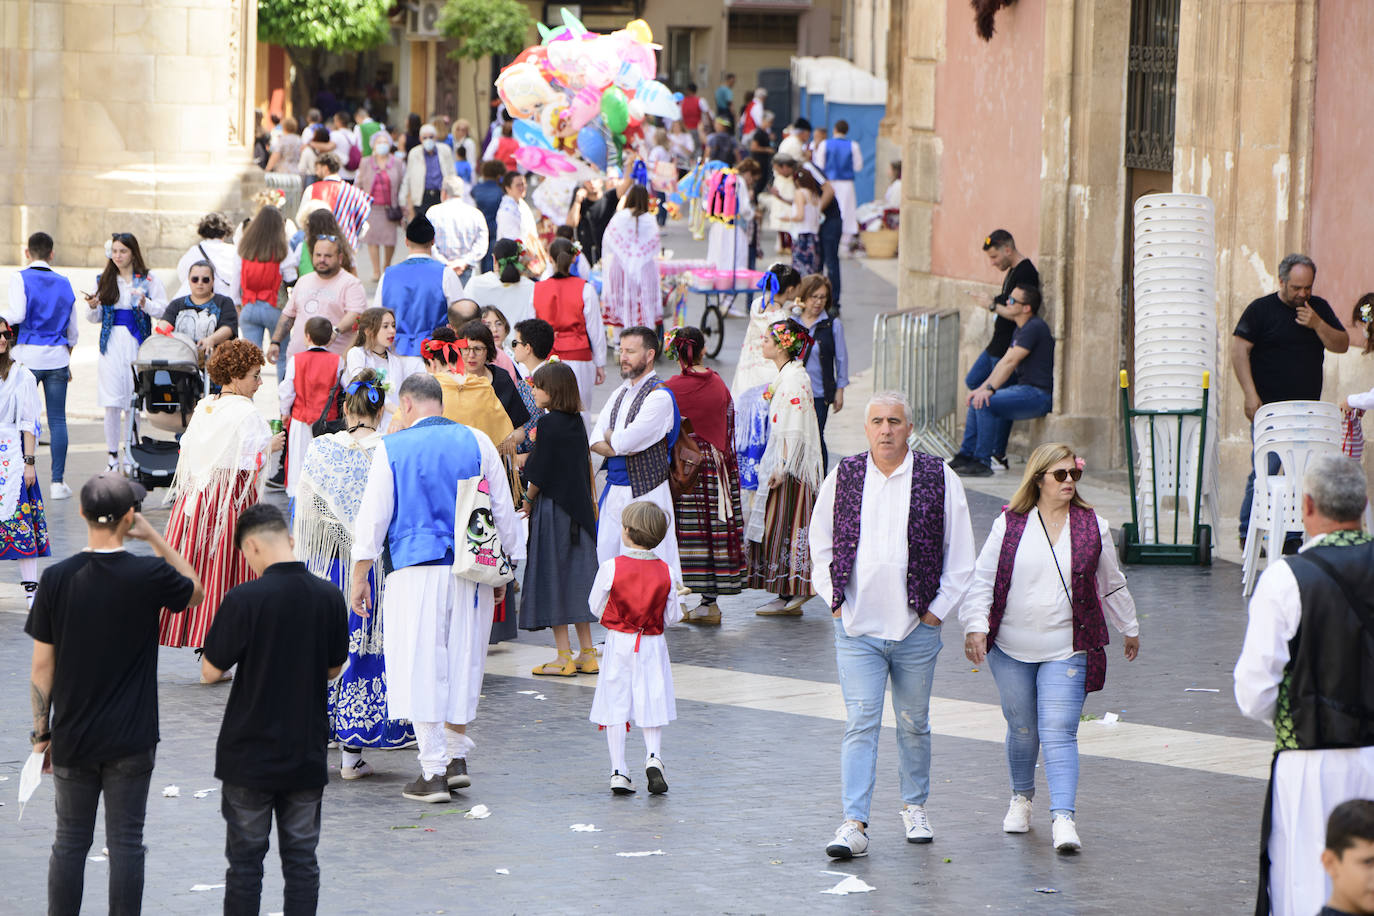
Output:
top-left (896, 0), bottom-right (943, 306)
top-left (1, 0), bottom-right (264, 268)
top-left (1173, 0), bottom-right (1318, 506)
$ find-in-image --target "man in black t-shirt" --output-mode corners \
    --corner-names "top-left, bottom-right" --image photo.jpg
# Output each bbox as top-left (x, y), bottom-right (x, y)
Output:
top-left (201, 504), bottom-right (348, 916)
top-left (26, 473), bottom-right (200, 915)
top-left (952, 229), bottom-right (1040, 471)
top-left (953, 285), bottom-right (1055, 477)
top-left (569, 164), bottom-right (635, 266)
top-left (1232, 253), bottom-right (1349, 544)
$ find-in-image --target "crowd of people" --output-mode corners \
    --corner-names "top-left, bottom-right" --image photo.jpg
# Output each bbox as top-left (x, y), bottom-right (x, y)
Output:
top-left (10, 84), bottom-right (1374, 916)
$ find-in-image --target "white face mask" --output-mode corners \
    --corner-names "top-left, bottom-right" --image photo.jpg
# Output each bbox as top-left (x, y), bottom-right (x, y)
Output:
top-left (375, 142), bottom-right (391, 155)
top-left (422, 138), bottom-right (436, 152)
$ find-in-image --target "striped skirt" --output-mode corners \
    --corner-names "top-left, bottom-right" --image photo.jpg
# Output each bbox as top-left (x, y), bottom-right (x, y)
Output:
top-left (673, 437), bottom-right (745, 597)
top-left (158, 470), bottom-right (258, 648)
top-left (745, 474), bottom-right (816, 598)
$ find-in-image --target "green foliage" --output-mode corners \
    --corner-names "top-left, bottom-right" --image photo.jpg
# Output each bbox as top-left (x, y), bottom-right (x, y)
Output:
top-left (439, 0), bottom-right (535, 62)
top-left (257, 0), bottom-right (393, 52)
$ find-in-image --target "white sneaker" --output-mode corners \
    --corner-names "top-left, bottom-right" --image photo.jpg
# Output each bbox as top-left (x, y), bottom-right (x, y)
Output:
top-left (990, 455), bottom-right (1010, 474)
top-left (105, 454), bottom-right (120, 473)
top-left (1003, 795), bottom-right (1032, 833)
top-left (340, 759), bottom-right (374, 781)
top-left (645, 755), bottom-right (668, 795)
top-left (1052, 814), bottom-right (1081, 853)
top-left (610, 771), bottom-right (636, 795)
top-left (901, 804), bottom-right (934, 844)
top-left (825, 820), bottom-right (869, 859)
top-left (49, 482), bottom-right (72, 500)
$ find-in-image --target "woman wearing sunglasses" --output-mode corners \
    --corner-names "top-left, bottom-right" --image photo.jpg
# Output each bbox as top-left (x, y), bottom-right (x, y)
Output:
top-left (959, 442), bottom-right (1140, 854)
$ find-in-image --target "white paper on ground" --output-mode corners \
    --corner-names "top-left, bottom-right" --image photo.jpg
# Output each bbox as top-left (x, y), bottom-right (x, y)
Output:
top-left (17, 751), bottom-right (44, 820)
top-left (821, 876), bottom-right (876, 895)
top-left (162, 785), bottom-right (180, 797)
top-left (569, 824), bottom-right (602, 832)
top-left (1184, 687), bottom-right (1220, 693)
top-left (495, 869), bottom-right (510, 875)
top-left (88, 856), bottom-right (106, 862)
top-left (464, 804), bottom-right (491, 819)
top-left (516, 690), bottom-right (537, 695)
top-left (193, 788), bottom-right (218, 799)
top-left (189, 884), bottom-right (225, 891)
top-left (1102, 712), bottom-right (1120, 724)
top-left (615, 850), bottom-right (665, 857)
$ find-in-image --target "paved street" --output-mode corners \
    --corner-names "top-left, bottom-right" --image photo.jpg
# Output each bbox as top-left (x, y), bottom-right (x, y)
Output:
top-left (0, 225), bottom-right (1276, 913)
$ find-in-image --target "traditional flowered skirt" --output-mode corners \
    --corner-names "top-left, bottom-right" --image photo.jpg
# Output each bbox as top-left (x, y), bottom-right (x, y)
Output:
top-left (791, 232), bottom-right (820, 276)
top-left (673, 437), bottom-right (745, 597)
top-left (326, 560), bottom-right (416, 749)
top-left (0, 479), bottom-right (50, 560)
top-left (158, 471), bottom-right (258, 648)
top-left (746, 474), bottom-right (815, 598)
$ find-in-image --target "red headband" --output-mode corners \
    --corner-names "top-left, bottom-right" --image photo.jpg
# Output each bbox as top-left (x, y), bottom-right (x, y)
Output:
top-left (421, 338), bottom-right (465, 364)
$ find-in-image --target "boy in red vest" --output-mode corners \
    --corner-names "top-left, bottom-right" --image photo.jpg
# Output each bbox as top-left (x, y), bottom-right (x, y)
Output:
top-left (587, 501), bottom-right (683, 796)
top-left (279, 316), bottom-right (342, 498)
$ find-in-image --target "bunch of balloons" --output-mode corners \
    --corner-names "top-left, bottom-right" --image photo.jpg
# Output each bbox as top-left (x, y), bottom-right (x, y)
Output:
top-left (496, 8), bottom-right (683, 180)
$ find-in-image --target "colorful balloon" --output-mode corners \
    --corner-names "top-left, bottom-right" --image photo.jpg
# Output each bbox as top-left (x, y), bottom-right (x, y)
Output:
top-left (514, 118), bottom-right (553, 150)
top-left (495, 62), bottom-right (561, 121)
top-left (577, 124), bottom-right (608, 172)
top-left (601, 87), bottom-right (630, 134)
top-left (635, 80), bottom-right (681, 120)
top-left (565, 85), bottom-right (603, 133)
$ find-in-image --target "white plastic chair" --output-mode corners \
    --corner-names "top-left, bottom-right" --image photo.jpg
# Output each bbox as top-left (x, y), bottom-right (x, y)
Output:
top-left (1134, 193), bottom-right (1215, 217)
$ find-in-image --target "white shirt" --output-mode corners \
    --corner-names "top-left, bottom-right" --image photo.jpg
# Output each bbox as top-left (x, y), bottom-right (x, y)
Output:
top-left (777, 134), bottom-right (806, 162)
top-left (351, 428), bottom-right (525, 565)
top-left (4, 261), bottom-right (80, 370)
top-left (1347, 388), bottom-right (1374, 412)
top-left (590, 372), bottom-right (674, 460)
top-left (462, 273), bottom-right (535, 326)
top-left (589, 548), bottom-right (684, 622)
top-left (961, 509), bottom-right (1139, 663)
top-left (175, 239), bottom-right (242, 305)
top-left (331, 128), bottom-right (357, 179)
top-left (426, 198), bottom-right (490, 273)
top-left (1234, 533), bottom-right (1345, 724)
top-left (279, 347), bottom-right (342, 417)
top-left (884, 178), bottom-right (902, 209)
top-left (496, 196), bottom-right (524, 243)
top-left (372, 253), bottom-right (465, 310)
top-left (809, 455), bottom-right (976, 641)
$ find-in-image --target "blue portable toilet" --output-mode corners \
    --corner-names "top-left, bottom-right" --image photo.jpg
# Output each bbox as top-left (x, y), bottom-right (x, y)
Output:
top-left (791, 57), bottom-right (887, 205)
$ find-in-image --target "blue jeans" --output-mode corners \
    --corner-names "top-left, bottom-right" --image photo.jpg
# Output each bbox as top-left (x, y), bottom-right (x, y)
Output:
top-left (833, 617), bottom-right (942, 824)
top-left (221, 783), bottom-right (323, 916)
top-left (239, 301), bottom-right (287, 383)
top-left (818, 215), bottom-right (843, 307)
top-left (956, 351), bottom-right (998, 458)
top-left (986, 646), bottom-right (1086, 815)
top-left (49, 747), bottom-right (156, 916)
top-left (967, 385), bottom-right (1052, 464)
top-left (31, 367), bottom-right (69, 483)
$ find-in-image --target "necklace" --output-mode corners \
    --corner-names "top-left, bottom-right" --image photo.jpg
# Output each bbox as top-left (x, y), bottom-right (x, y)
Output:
top-left (1038, 504), bottom-right (1069, 541)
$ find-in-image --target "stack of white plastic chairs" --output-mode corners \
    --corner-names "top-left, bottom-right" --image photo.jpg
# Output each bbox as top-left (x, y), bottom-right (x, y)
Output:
top-left (1240, 401), bottom-right (1342, 596)
top-left (1130, 194), bottom-right (1221, 542)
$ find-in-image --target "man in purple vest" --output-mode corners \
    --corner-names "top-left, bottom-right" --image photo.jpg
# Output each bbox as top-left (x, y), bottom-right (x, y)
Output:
top-left (809, 391), bottom-right (976, 859)
top-left (4, 232), bottom-right (78, 499)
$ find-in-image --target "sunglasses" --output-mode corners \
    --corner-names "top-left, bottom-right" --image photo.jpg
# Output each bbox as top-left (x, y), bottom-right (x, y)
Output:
top-left (190, 276), bottom-right (213, 284)
top-left (316, 234), bottom-right (339, 243)
top-left (1038, 468), bottom-right (1083, 483)
top-left (0, 330), bottom-right (14, 340)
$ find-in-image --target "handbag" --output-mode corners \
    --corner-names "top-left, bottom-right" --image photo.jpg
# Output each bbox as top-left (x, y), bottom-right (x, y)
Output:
top-left (385, 205), bottom-right (404, 223)
top-left (452, 475), bottom-right (515, 586)
top-left (669, 417), bottom-right (704, 498)
top-left (310, 377), bottom-right (346, 437)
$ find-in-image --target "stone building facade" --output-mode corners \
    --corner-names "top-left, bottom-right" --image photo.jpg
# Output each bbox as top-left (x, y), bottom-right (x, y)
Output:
top-left (895, 0), bottom-right (1374, 504)
top-left (3, 0), bottom-right (263, 267)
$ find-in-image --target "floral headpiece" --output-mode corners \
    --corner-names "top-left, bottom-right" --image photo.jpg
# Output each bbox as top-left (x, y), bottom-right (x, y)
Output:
top-left (769, 319), bottom-right (813, 361)
top-left (345, 376), bottom-right (387, 407)
top-left (1360, 301), bottom-right (1373, 325)
top-left (254, 188), bottom-right (287, 210)
top-left (497, 241), bottom-right (526, 271)
top-left (663, 327), bottom-right (700, 368)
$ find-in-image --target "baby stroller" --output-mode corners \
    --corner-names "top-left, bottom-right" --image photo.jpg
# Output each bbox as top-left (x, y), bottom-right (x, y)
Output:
top-left (124, 331), bottom-right (207, 490)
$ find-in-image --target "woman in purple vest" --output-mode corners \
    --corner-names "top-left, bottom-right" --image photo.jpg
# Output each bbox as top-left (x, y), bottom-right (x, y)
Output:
top-left (960, 442), bottom-right (1140, 854)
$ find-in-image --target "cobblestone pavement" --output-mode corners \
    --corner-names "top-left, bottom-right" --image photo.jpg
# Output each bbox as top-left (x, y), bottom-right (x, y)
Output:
top-left (0, 227), bottom-right (1275, 913)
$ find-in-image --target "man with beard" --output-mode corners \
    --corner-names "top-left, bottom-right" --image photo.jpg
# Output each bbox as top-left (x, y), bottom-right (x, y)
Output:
top-left (590, 327), bottom-right (681, 578)
top-left (268, 236), bottom-right (366, 371)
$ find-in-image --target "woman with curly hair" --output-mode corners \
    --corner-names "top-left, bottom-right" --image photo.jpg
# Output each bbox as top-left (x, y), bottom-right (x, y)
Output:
top-left (158, 339), bottom-right (285, 662)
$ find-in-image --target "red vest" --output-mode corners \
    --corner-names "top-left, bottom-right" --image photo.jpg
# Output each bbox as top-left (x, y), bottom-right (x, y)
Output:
top-left (601, 556), bottom-right (672, 647)
top-left (240, 259), bottom-right (282, 307)
top-left (290, 349), bottom-right (341, 425)
top-left (533, 276), bottom-right (593, 361)
top-left (495, 136), bottom-right (519, 171)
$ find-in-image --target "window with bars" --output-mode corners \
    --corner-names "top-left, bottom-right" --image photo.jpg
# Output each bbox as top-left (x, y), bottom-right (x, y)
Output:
top-left (727, 12), bottom-right (800, 46)
top-left (1125, 0), bottom-right (1180, 172)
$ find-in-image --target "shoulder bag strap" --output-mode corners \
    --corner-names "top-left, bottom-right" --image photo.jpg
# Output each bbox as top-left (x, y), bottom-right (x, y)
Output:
top-left (1037, 511), bottom-right (1074, 606)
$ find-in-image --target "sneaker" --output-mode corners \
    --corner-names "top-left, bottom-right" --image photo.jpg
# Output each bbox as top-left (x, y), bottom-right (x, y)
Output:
top-left (446, 758), bottom-right (471, 789)
top-left (947, 454), bottom-right (974, 471)
top-left (990, 455), bottom-right (1010, 474)
top-left (401, 773), bottom-right (450, 803)
top-left (957, 461), bottom-right (993, 478)
top-left (265, 467), bottom-right (287, 491)
top-left (340, 759), bottom-right (374, 781)
top-left (1002, 795), bottom-right (1032, 833)
top-left (610, 771), bottom-right (636, 795)
top-left (22, 581), bottom-right (37, 611)
top-left (901, 804), bottom-right (934, 844)
top-left (645, 755), bottom-right (668, 795)
top-left (49, 482), bottom-right (72, 500)
top-left (1052, 814), bottom-right (1081, 853)
top-left (825, 820), bottom-right (869, 859)
top-left (105, 454), bottom-right (120, 473)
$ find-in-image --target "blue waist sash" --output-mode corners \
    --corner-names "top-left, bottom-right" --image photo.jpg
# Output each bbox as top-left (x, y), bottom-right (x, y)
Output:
top-left (599, 456), bottom-right (631, 512)
top-left (112, 310), bottom-right (146, 343)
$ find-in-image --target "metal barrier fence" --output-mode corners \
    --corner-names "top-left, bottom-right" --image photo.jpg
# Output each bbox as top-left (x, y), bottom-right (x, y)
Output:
top-left (264, 172), bottom-right (304, 218)
top-left (872, 308), bottom-right (962, 458)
